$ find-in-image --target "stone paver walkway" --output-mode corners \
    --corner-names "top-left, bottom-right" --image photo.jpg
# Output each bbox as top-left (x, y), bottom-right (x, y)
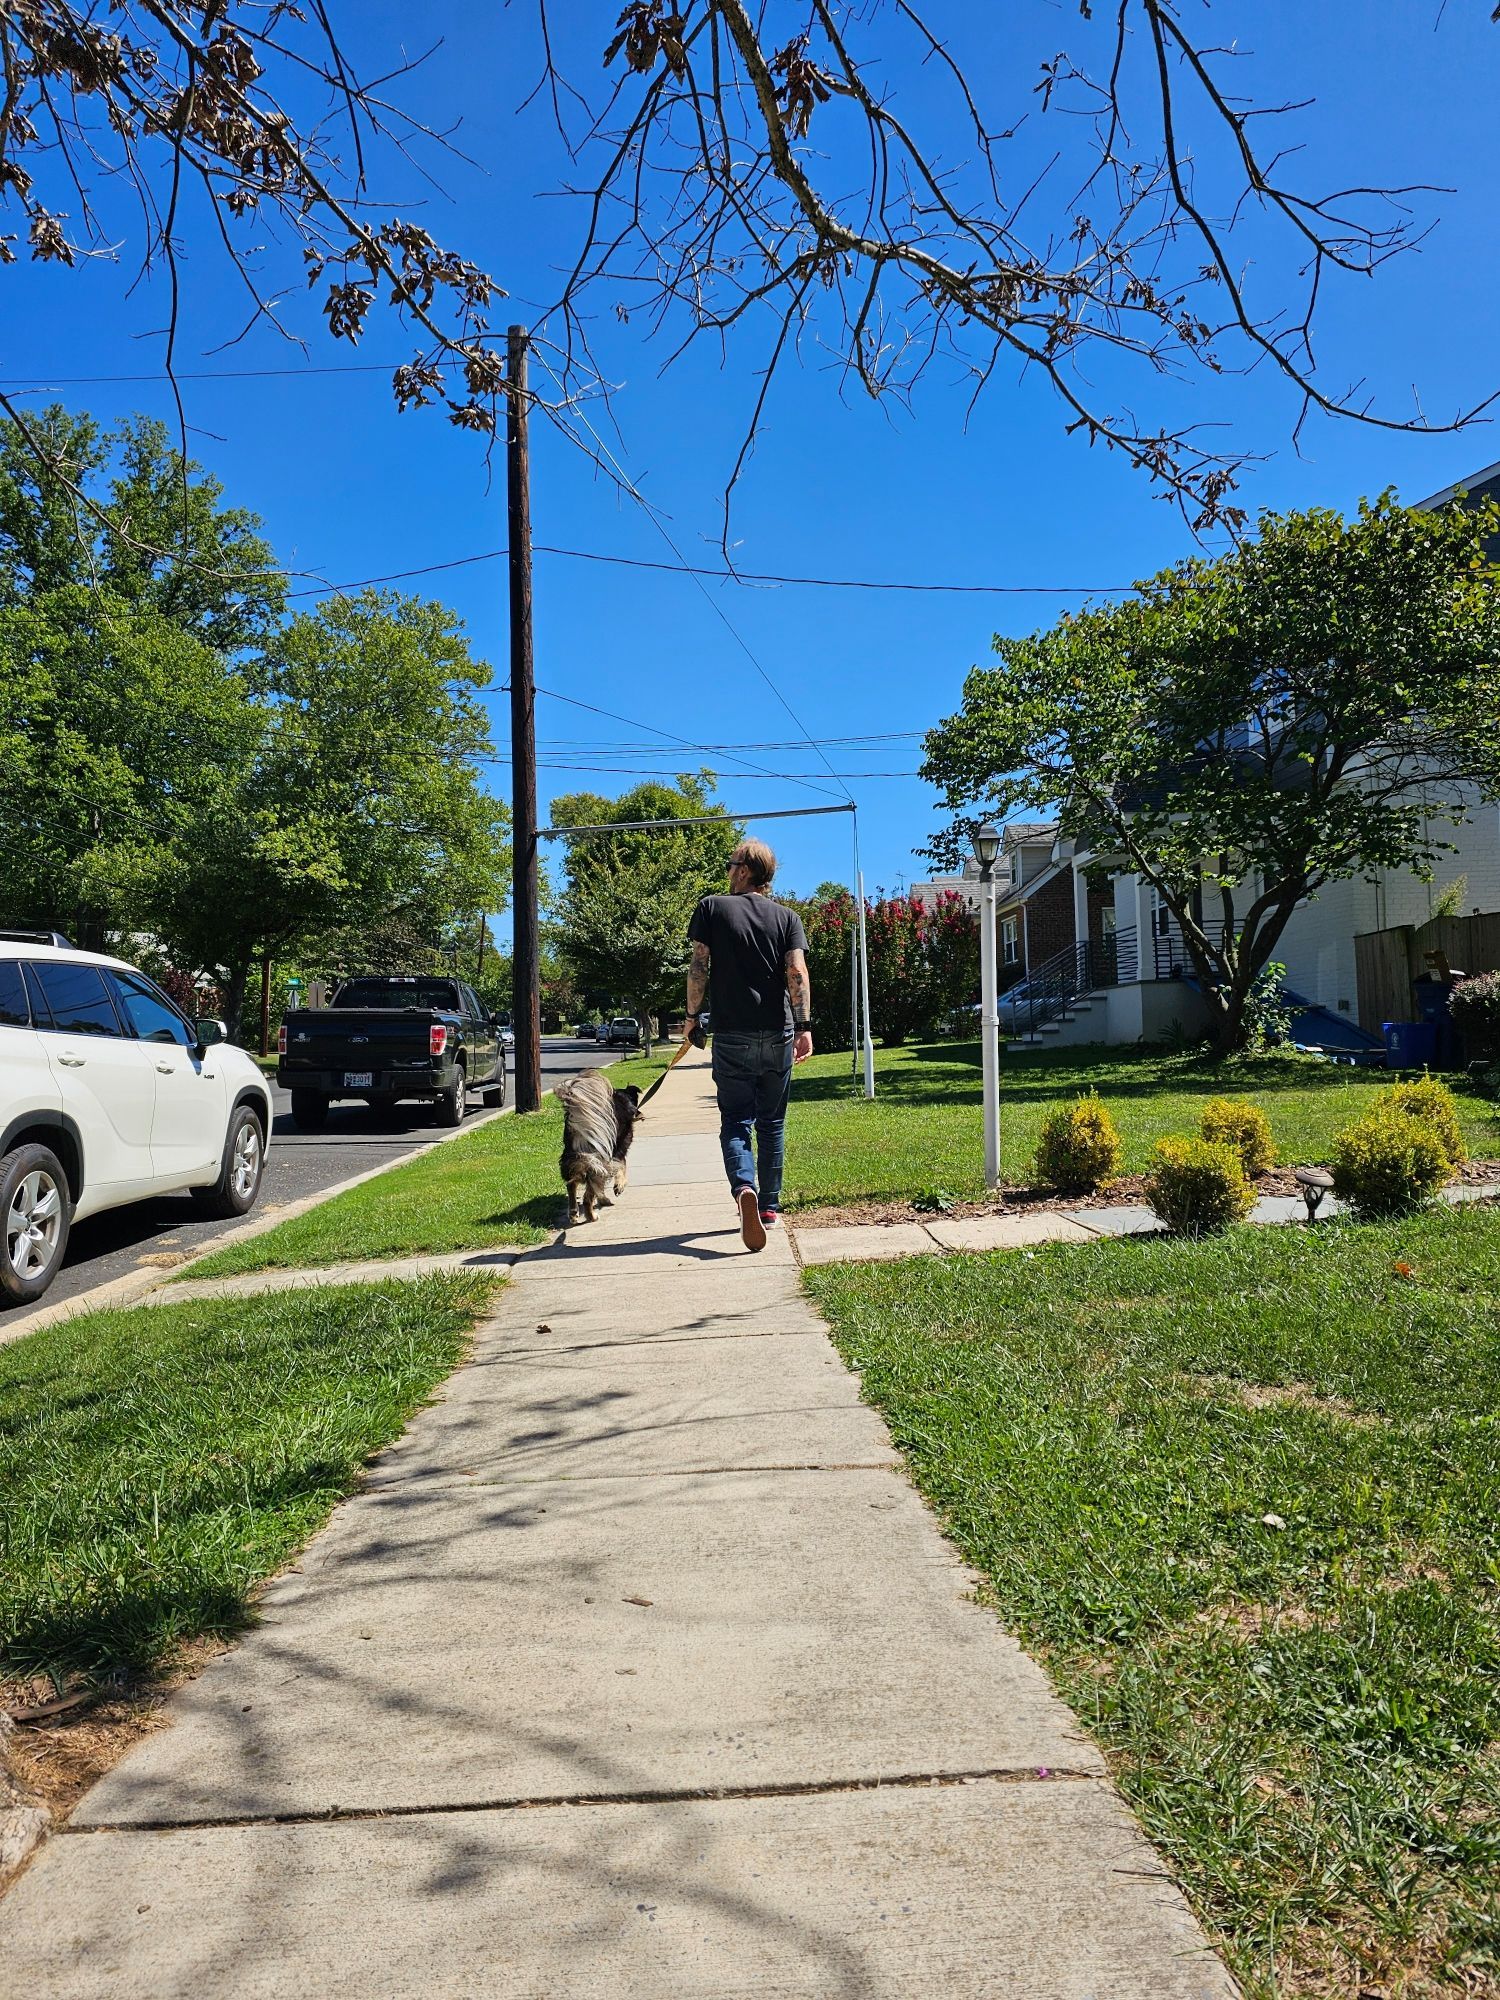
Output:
top-left (0, 1051), bottom-right (1235, 1998)
top-left (794, 1180), bottom-right (1497, 1265)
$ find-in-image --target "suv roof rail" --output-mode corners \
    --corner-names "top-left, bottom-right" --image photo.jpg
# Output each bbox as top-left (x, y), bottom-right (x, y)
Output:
top-left (0, 927), bottom-right (75, 948)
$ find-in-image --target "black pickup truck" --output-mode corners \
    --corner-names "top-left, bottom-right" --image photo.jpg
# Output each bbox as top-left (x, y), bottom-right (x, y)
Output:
top-left (277, 975), bottom-right (506, 1130)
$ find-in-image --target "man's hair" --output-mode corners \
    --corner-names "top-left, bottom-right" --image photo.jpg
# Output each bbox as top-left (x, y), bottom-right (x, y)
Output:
top-left (730, 838), bottom-right (776, 887)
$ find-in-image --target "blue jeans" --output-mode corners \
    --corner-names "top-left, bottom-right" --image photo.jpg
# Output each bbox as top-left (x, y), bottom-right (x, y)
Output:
top-left (711, 1029), bottom-right (793, 1209)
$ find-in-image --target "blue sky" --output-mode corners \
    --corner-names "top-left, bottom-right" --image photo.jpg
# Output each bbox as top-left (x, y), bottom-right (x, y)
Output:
top-left (5, 4), bottom-right (1497, 939)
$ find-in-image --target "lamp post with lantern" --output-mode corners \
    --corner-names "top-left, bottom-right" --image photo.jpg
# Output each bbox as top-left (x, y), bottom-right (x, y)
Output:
top-left (972, 822), bottom-right (1003, 1188)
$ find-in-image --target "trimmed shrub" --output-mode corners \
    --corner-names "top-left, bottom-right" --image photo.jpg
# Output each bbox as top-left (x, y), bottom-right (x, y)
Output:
top-left (1034, 1093), bottom-right (1124, 1194)
top-left (1331, 1112), bottom-right (1452, 1219)
top-left (1199, 1097), bottom-right (1276, 1177)
top-left (1449, 970), bottom-right (1500, 1063)
top-left (1144, 1137), bottom-right (1255, 1234)
top-left (1371, 1076), bottom-right (1466, 1167)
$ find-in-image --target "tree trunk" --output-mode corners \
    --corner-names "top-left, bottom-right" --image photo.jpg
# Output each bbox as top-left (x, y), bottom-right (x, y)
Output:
top-left (222, 958), bottom-right (251, 1043)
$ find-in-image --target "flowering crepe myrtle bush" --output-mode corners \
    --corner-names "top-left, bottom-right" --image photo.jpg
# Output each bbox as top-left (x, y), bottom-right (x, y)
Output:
top-left (791, 888), bottom-right (978, 1049)
top-left (1449, 971), bottom-right (1500, 1063)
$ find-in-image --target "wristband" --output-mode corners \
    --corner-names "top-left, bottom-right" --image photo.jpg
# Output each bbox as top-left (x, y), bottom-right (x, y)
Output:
top-left (793, 1018), bottom-right (811, 1033)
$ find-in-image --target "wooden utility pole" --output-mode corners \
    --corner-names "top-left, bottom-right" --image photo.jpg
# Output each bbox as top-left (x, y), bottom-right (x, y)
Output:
top-left (507, 325), bottom-right (542, 1111)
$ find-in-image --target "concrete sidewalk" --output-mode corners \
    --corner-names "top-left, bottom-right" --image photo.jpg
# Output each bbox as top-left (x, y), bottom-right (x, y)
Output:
top-left (0, 1050), bottom-right (1235, 1998)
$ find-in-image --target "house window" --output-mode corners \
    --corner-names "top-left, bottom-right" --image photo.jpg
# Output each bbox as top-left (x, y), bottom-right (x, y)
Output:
top-left (1000, 915), bottom-right (1020, 966)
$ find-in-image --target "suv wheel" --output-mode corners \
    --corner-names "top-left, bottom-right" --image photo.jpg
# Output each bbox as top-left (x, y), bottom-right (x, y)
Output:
top-left (436, 1067), bottom-right (466, 1127)
top-left (191, 1105), bottom-right (266, 1220)
top-left (1, 1143), bottom-right (72, 1307)
top-left (290, 1090), bottom-right (329, 1131)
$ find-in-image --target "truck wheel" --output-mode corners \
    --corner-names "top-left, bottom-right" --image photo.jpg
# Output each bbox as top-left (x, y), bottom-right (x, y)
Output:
top-left (436, 1069), bottom-right (466, 1127)
top-left (1, 1143), bottom-right (72, 1306)
top-left (190, 1105), bottom-right (266, 1219)
top-left (482, 1069), bottom-right (506, 1109)
top-left (291, 1091), bottom-right (329, 1131)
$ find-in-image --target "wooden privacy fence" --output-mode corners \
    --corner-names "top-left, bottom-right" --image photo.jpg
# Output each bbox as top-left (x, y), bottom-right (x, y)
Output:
top-left (1354, 911), bottom-right (1500, 1032)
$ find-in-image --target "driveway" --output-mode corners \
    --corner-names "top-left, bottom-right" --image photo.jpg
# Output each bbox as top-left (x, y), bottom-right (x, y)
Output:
top-left (16, 1036), bottom-right (617, 1318)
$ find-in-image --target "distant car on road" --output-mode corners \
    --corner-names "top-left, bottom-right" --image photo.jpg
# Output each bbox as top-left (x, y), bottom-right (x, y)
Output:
top-left (604, 1016), bottom-right (642, 1048)
top-left (594, 1019), bottom-right (611, 1043)
top-left (278, 974), bottom-right (506, 1130)
top-left (1, 937), bottom-right (272, 1306)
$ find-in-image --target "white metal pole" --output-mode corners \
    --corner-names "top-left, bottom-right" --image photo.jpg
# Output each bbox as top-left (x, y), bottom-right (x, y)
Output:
top-left (855, 869), bottom-right (876, 1099)
top-left (850, 917), bottom-right (859, 1087)
top-left (979, 865), bottom-right (1001, 1187)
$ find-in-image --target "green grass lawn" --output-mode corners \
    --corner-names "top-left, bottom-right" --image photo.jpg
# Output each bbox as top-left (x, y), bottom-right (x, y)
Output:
top-left (807, 1207), bottom-right (1500, 1997)
top-left (616, 1039), bottom-right (1499, 1210)
top-left (0, 1273), bottom-right (494, 1690)
top-left (188, 1101), bottom-right (566, 1277)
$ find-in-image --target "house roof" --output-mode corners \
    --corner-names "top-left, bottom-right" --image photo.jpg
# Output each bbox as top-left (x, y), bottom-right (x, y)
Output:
top-left (1418, 460), bottom-right (1500, 562)
top-left (1004, 821), bottom-right (1056, 849)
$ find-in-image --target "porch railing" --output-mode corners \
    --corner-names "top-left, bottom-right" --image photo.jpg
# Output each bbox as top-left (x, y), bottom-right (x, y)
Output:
top-left (1149, 918), bottom-right (1236, 981)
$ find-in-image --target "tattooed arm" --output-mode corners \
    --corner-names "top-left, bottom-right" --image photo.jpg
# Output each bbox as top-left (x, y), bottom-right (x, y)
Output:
top-left (786, 948), bottom-right (813, 1063)
top-left (686, 939), bottom-right (710, 1023)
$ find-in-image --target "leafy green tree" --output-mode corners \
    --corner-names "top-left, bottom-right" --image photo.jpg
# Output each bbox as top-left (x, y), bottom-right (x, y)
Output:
top-left (0, 407), bottom-right (285, 649)
top-left (157, 591), bottom-right (510, 1035)
top-left (0, 408), bottom-right (285, 947)
top-left (553, 776), bottom-right (742, 1042)
top-left (923, 496), bottom-right (1500, 1053)
top-left (0, 587), bottom-right (255, 945)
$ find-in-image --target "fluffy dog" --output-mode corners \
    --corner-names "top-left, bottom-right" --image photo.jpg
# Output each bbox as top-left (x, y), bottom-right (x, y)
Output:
top-left (558, 1071), bottom-right (642, 1223)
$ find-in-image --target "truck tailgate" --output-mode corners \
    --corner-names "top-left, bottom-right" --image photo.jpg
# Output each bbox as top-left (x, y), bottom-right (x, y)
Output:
top-left (280, 1010), bottom-right (442, 1073)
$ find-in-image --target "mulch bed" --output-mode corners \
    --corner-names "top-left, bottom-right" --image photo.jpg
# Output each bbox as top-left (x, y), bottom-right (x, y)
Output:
top-left (792, 1158), bottom-right (1500, 1231)
top-left (1, 1641), bottom-right (228, 1838)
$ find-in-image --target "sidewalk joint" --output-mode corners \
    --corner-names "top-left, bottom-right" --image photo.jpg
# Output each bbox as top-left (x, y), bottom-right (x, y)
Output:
top-left (64, 1764), bottom-right (1103, 1837)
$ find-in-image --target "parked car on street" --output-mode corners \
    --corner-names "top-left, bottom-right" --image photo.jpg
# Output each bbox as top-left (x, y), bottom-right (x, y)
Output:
top-left (594, 1019), bottom-right (611, 1043)
top-left (278, 975), bottom-right (506, 1130)
top-left (1, 936), bottom-right (272, 1306)
top-left (604, 1016), bottom-right (642, 1048)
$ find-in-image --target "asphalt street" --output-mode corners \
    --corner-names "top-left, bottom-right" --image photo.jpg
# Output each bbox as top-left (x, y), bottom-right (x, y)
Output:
top-left (21, 1036), bottom-right (618, 1318)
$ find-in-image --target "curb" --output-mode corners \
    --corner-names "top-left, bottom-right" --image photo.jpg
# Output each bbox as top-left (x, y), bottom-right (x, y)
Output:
top-left (0, 1098), bottom-right (530, 1351)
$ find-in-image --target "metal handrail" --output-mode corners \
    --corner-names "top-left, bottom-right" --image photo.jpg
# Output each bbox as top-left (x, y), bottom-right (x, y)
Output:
top-left (1003, 930), bottom-right (1126, 1039)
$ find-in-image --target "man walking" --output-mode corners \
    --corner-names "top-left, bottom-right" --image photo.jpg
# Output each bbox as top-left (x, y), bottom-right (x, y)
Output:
top-left (686, 839), bottom-right (813, 1250)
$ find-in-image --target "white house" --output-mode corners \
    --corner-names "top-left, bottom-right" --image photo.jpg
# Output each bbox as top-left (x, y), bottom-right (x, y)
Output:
top-left (957, 461), bottom-right (1500, 1047)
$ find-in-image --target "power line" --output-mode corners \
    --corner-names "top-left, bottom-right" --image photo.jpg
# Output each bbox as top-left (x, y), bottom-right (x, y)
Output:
top-left (0, 361), bottom-right (424, 388)
top-left (528, 685), bottom-right (844, 802)
top-left (531, 764), bottom-right (923, 778)
top-left (517, 730), bottom-right (922, 751)
top-left (282, 540), bottom-right (1136, 600)
top-left (528, 348), bottom-right (856, 809)
top-left (3, 357), bottom-right (1131, 595)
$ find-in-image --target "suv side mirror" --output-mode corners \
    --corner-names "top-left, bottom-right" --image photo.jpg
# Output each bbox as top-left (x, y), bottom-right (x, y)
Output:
top-left (195, 1016), bottom-right (227, 1049)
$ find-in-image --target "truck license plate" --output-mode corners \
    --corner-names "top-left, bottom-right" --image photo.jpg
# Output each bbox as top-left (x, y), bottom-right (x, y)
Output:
top-left (344, 1070), bottom-right (373, 1088)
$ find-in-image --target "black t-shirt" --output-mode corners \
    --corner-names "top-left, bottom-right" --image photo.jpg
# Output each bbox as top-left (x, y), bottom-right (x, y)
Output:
top-left (688, 893), bottom-right (808, 1033)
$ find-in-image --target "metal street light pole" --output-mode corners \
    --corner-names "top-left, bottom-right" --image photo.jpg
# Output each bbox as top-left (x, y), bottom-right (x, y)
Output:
top-left (973, 823), bottom-right (1003, 1188)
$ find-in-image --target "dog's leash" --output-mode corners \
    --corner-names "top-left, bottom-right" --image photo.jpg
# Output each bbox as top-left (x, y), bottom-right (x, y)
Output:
top-left (635, 1028), bottom-right (703, 1111)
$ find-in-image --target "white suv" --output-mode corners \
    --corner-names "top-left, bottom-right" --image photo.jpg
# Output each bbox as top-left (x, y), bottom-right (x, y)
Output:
top-left (0, 937), bottom-right (273, 1306)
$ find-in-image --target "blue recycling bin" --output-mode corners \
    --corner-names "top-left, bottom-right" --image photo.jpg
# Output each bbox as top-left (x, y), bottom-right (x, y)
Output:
top-left (1382, 1021), bottom-right (1438, 1067)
